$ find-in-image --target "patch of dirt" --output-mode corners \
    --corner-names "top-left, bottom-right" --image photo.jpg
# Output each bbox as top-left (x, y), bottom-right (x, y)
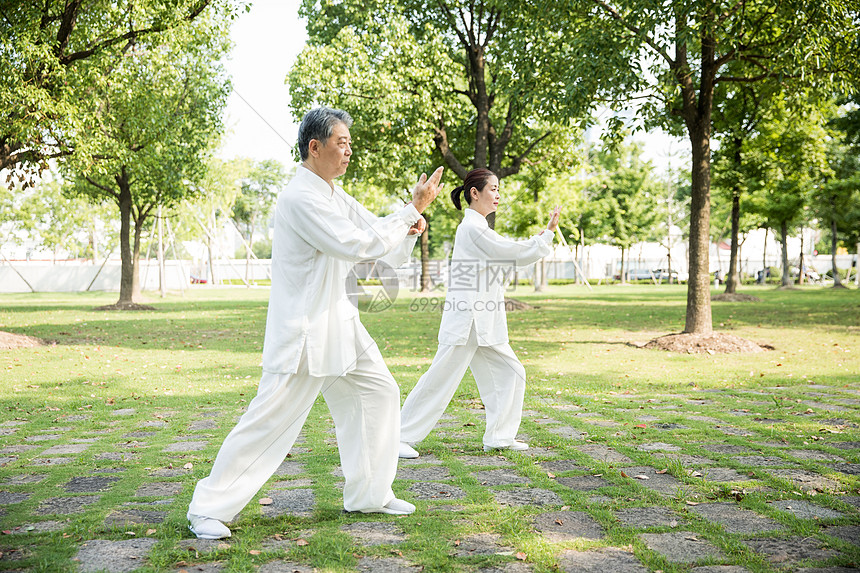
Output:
top-left (0, 331), bottom-right (45, 349)
top-left (94, 302), bottom-right (156, 311)
top-left (504, 298), bottom-right (535, 311)
top-left (642, 332), bottom-right (772, 354)
top-left (711, 292), bottom-right (761, 302)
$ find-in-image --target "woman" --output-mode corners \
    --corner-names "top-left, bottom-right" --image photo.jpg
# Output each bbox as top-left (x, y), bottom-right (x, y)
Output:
top-left (399, 168), bottom-right (560, 458)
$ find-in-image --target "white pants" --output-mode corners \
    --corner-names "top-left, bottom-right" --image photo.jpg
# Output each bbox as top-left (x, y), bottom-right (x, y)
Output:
top-left (400, 328), bottom-right (527, 448)
top-left (189, 331), bottom-right (399, 520)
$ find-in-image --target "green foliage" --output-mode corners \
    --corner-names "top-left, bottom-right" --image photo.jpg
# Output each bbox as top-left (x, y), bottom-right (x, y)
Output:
top-left (231, 159), bottom-right (289, 247)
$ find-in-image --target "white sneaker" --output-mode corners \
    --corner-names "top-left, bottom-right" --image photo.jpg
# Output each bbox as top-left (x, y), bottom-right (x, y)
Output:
top-left (483, 440), bottom-right (529, 452)
top-left (188, 513), bottom-right (231, 539)
top-left (398, 442), bottom-right (420, 459)
top-left (379, 498), bottom-right (416, 515)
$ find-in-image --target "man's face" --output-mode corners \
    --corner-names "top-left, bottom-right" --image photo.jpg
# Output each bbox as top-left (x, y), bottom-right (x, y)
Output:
top-left (316, 121), bottom-right (352, 179)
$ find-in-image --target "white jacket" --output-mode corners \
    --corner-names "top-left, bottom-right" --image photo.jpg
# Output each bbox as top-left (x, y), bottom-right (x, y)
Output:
top-left (438, 208), bottom-right (554, 346)
top-left (261, 166), bottom-right (419, 376)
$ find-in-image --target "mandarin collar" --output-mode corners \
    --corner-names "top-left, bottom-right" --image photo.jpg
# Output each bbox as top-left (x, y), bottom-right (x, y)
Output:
top-left (464, 208), bottom-right (490, 228)
top-left (296, 165), bottom-right (337, 196)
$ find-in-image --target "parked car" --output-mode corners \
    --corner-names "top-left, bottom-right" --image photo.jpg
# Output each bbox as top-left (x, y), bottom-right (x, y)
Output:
top-left (652, 268), bottom-right (680, 282)
top-left (624, 268), bottom-right (655, 281)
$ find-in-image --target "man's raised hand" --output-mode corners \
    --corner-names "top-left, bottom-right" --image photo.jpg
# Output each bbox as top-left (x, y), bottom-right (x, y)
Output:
top-left (411, 166), bottom-right (444, 213)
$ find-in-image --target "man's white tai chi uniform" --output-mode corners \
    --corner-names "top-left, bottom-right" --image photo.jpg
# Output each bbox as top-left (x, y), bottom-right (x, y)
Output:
top-left (189, 165), bottom-right (420, 520)
top-left (400, 208), bottom-right (554, 449)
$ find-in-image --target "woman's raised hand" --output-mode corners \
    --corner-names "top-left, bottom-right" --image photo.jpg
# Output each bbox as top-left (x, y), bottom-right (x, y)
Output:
top-left (547, 205), bottom-right (561, 232)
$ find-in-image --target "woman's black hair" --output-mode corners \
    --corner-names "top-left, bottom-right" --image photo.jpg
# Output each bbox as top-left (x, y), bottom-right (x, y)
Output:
top-left (450, 168), bottom-right (496, 210)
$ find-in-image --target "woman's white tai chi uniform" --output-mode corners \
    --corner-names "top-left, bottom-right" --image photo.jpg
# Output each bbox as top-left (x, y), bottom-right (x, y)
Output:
top-left (189, 165), bottom-right (420, 520)
top-left (400, 208), bottom-right (554, 449)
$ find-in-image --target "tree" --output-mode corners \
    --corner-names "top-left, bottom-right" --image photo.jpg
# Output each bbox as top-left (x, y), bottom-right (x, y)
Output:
top-left (288, 0), bottom-right (586, 288)
top-left (558, 0), bottom-right (859, 332)
top-left (590, 142), bottom-right (660, 283)
top-left (231, 159), bottom-right (286, 282)
top-left (0, 0), bottom-right (239, 173)
top-left (745, 102), bottom-right (831, 287)
top-left (66, 12), bottom-right (230, 307)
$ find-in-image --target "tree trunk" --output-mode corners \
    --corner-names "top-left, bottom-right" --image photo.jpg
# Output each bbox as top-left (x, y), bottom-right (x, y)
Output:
top-left (420, 215), bottom-right (431, 293)
top-left (684, 120), bottom-right (713, 333)
top-left (725, 190), bottom-right (741, 293)
top-left (798, 227), bottom-right (805, 285)
top-left (831, 217), bottom-right (843, 287)
top-left (761, 226), bottom-right (769, 283)
top-left (620, 247), bottom-right (627, 284)
top-left (117, 167), bottom-right (135, 305)
top-left (533, 259), bottom-right (544, 292)
top-left (779, 220), bottom-right (792, 287)
top-left (132, 211), bottom-right (144, 300)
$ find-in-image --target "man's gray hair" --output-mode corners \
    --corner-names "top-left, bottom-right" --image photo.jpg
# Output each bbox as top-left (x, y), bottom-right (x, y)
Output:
top-left (297, 106), bottom-right (353, 161)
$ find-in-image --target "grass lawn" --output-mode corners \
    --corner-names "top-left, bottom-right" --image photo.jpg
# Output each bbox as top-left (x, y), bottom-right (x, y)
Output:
top-left (0, 284), bottom-right (858, 572)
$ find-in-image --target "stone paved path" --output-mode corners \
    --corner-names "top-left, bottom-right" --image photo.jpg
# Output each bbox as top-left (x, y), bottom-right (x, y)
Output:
top-left (0, 385), bottom-right (858, 572)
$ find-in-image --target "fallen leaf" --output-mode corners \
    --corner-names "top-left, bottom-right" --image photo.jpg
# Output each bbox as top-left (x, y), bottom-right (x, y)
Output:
top-left (183, 462), bottom-right (193, 470)
top-left (555, 518), bottom-right (564, 526)
top-left (669, 520), bottom-right (678, 527)
top-left (685, 501), bottom-right (699, 506)
top-left (655, 469), bottom-right (668, 474)
top-left (634, 424), bottom-right (647, 428)
top-left (620, 471), bottom-right (629, 478)
top-left (560, 505), bottom-right (570, 511)
top-left (217, 543), bottom-right (231, 550)
top-left (249, 550), bottom-right (261, 555)
top-left (634, 474), bottom-right (649, 480)
top-left (259, 497), bottom-right (273, 505)
top-left (145, 529), bottom-right (156, 535)
top-left (296, 538), bottom-right (309, 546)
top-left (547, 472), bottom-right (556, 479)
top-left (516, 552), bottom-right (527, 560)
top-left (685, 535), bottom-right (699, 541)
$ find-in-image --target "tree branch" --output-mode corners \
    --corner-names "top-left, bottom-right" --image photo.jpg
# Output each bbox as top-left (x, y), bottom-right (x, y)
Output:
top-left (587, 0), bottom-right (675, 66)
top-left (433, 121), bottom-right (468, 180)
top-left (84, 176), bottom-right (120, 200)
top-left (497, 130), bottom-right (551, 179)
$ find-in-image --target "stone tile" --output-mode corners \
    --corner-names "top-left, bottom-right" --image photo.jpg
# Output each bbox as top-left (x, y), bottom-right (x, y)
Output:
top-left (140, 420), bottom-right (168, 428)
top-left (559, 547), bottom-right (648, 573)
top-left (838, 496), bottom-right (860, 510)
top-left (472, 469), bottom-right (530, 485)
top-left (407, 482), bottom-right (466, 500)
top-left (273, 461), bottom-right (305, 476)
top-left (24, 434), bottom-right (61, 442)
top-left (556, 475), bottom-right (611, 491)
top-left (690, 567), bottom-right (752, 573)
top-left (64, 476), bottom-right (119, 493)
top-left (768, 469), bottom-right (840, 493)
top-left (831, 441), bottom-right (860, 450)
top-left (574, 444), bottom-right (633, 464)
top-left (733, 455), bottom-right (797, 467)
top-left (150, 468), bottom-right (189, 477)
top-left (827, 463), bottom-right (860, 476)
top-left (74, 537), bottom-right (158, 572)
top-left (169, 564), bottom-right (224, 573)
top-left (743, 536), bottom-right (840, 567)
top-left (539, 460), bottom-right (584, 473)
top-left (135, 482), bottom-right (182, 497)
top-left (0, 492), bottom-right (29, 504)
top-left (695, 468), bottom-right (751, 483)
top-left (399, 454), bottom-right (443, 466)
top-left (0, 445), bottom-right (38, 454)
top-left (654, 423), bottom-right (689, 430)
top-left (547, 426), bottom-right (588, 440)
top-left (686, 416), bottom-right (725, 424)
top-left (620, 466), bottom-right (693, 496)
top-left (0, 474), bottom-right (46, 486)
top-left (786, 450), bottom-right (845, 462)
top-left (687, 502), bottom-right (784, 534)
top-left (341, 521), bottom-right (406, 546)
top-left (261, 488), bottom-right (315, 517)
top-left (477, 563), bottom-right (534, 573)
top-left (355, 556), bottom-right (420, 572)
top-left (30, 457), bottom-right (73, 465)
top-left (636, 415), bottom-right (661, 423)
top-left (652, 453), bottom-right (716, 466)
top-left (821, 525), bottom-right (860, 545)
top-left (795, 568), bottom-right (860, 573)
top-left (533, 510), bottom-right (604, 541)
top-left (271, 479), bottom-right (314, 488)
top-left (640, 531), bottom-right (725, 563)
top-left (163, 440), bottom-right (207, 452)
top-left (257, 561), bottom-right (315, 573)
top-left (3, 520), bottom-right (66, 534)
top-left (717, 426), bottom-right (756, 437)
top-left (615, 507), bottom-right (684, 528)
top-left (122, 431), bottom-right (157, 439)
top-left (492, 487), bottom-right (563, 507)
top-left (638, 442), bottom-right (682, 452)
top-left (457, 454), bottom-right (513, 466)
top-left (189, 420), bottom-right (217, 430)
top-left (111, 408), bottom-right (136, 416)
top-left (770, 500), bottom-right (846, 520)
top-left (452, 533), bottom-right (512, 556)
top-left (40, 444), bottom-right (89, 455)
top-left (702, 444), bottom-right (754, 455)
top-left (104, 509), bottom-right (167, 526)
top-left (35, 495), bottom-right (101, 515)
top-left (397, 466), bottom-right (452, 481)
top-left (0, 456), bottom-right (17, 466)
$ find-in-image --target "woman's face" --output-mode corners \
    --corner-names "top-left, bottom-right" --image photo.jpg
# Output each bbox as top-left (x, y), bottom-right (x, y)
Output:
top-left (470, 175), bottom-right (500, 216)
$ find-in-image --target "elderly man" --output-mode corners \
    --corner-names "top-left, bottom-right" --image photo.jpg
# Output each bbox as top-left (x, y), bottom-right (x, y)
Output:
top-left (187, 106), bottom-right (443, 539)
